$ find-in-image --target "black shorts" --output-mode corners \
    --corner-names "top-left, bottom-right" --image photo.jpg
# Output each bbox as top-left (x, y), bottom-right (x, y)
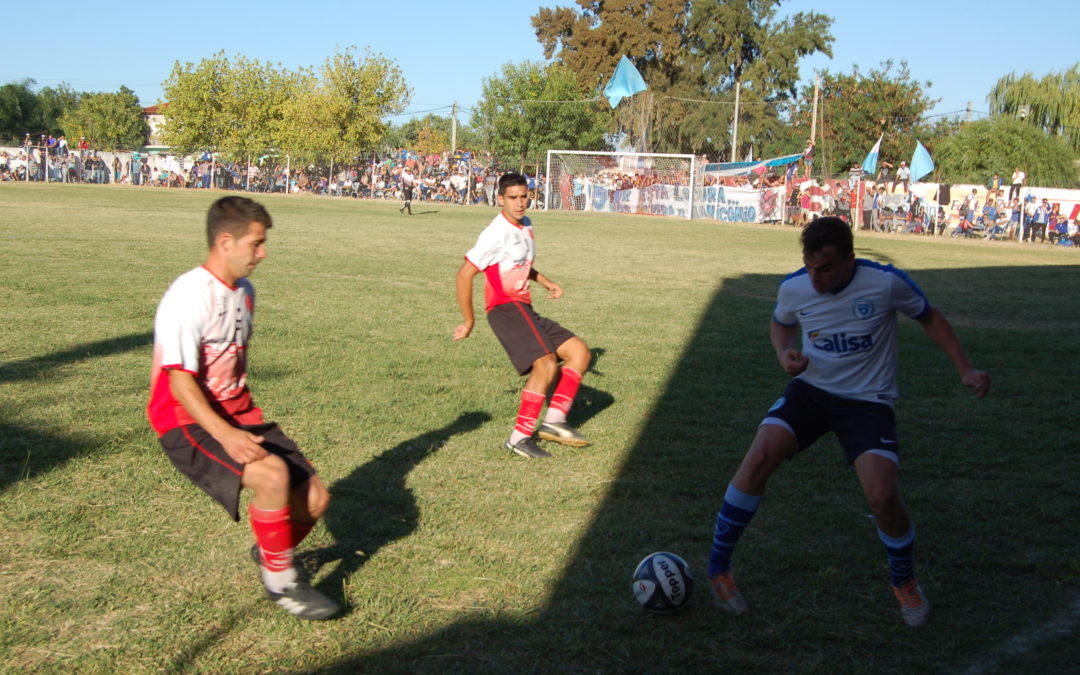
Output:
top-left (760, 378), bottom-right (900, 466)
top-left (487, 301), bottom-right (576, 375)
top-left (159, 422), bottom-right (317, 521)
top-left (403, 186), bottom-right (413, 200)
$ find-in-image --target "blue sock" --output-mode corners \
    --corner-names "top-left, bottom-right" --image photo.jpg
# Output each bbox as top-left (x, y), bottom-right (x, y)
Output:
top-left (707, 483), bottom-right (762, 577)
top-left (877, 525), bottom-right (916, 587)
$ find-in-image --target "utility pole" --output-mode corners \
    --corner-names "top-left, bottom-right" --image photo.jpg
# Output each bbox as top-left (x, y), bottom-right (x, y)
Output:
top-left (966, 101), bottom-right (972, 122)
top-left (451, 101), bottom-right (458, 154)
top-left (731, 80), bottom-right (740, 163)
top-left (810, 75), bottom-right (820, 143)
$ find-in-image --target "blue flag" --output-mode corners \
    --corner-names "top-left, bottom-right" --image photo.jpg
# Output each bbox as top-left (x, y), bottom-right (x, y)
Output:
top-left (910, 140), bottom-right (935, 182)
top-left (861, 133), bottom-right (883, 176)
top-left (603, 56), bottom-right (648, 108)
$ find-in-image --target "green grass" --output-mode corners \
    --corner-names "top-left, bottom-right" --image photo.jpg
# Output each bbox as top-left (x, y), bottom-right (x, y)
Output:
top-left (1, 182), bottom-right (1078, 673)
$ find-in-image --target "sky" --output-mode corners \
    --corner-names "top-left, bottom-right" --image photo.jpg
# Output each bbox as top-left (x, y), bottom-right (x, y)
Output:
top-left (3, 0), bottom-right (1076, 124)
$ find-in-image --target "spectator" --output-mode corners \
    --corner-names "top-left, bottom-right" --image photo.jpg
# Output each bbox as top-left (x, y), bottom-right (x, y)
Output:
top-left (1009, 167), bottom-right (1025, 201)
top-left (894, 161), bottom-right (909, 194)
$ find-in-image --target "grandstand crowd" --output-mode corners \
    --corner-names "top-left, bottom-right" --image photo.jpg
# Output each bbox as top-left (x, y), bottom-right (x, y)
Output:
top-left (3, 135), bottom-right (1076, 246)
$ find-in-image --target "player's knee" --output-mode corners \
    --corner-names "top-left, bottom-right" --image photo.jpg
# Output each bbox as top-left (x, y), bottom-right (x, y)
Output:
top-left (243, 453), bottom-right (290, 493)
top-left (305, 480), bottom-right (331, 520)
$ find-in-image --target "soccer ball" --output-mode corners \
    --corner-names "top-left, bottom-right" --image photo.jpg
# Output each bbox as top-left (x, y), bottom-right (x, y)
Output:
top-left (631, 551), bottom-right (694, 614)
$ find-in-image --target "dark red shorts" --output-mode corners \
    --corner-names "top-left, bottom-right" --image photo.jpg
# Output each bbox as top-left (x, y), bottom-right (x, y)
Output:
top-left (159, 422), bottom-right (317, 521)
top-left (487, 301), bottom-right (576, 375)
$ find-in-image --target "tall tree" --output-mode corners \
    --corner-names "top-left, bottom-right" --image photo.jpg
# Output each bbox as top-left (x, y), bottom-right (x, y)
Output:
top-left (471, 61), bottom-right (611, 164)
top-left (935, 116), bottom-right (1075, 188)
top-left (0, 79), bottom-right (39, 142)
top-left (988, 64), bottom-right (1080, 153)
top-left (60, 86), bottom-right (148, 150)
top-left (35, 84), bottom-right (80, 138)
top-left (278, 47), bottom-right (410, 164)
top-left (789, 61), bottom-right (936, 176)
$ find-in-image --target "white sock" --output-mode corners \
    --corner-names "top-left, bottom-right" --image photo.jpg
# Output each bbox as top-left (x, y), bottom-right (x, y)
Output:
top-left (262, 566), bottom-right (297, 593)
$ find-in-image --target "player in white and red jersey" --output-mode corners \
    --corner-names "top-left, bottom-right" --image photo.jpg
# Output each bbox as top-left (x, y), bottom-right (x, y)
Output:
top-left (453, 172), bottom-right (593, 459)
top-left (706, 216), bottom-right (990, 627)
top-left (148, 196), bottom-right (338, 620)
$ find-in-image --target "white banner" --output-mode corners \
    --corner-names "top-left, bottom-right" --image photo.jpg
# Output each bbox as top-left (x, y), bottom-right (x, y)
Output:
top-left (699, 185), bottom-right (785, 223)
top-left (587, 183), bottom-right (692, 218)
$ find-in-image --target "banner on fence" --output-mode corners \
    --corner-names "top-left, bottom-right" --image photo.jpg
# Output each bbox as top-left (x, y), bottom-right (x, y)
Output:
top-left (698, 185), bottom-right (785, 223)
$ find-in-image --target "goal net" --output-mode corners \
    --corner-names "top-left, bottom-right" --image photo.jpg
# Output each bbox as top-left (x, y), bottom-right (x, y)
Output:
top-left (545, 150), bottom-right (698, 219)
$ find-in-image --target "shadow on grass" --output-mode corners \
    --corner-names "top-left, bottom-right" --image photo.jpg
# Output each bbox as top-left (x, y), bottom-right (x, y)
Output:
top-left (0, 332), bottom-right (152, 492)
top-left (320, 263), bottom-right (1080, 671)
top-left (307, 411), bottom-right (492, 611)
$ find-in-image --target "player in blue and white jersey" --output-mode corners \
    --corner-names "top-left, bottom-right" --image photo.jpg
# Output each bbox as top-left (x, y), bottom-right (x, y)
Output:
top-left (706, 216), bottom-right (990, 627)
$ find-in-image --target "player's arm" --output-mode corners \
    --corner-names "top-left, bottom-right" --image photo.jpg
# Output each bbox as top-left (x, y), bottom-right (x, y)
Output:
top-left (529, 268), bottom-right (563, 299)
top-left (771, 319), bottom-right (808, 376)
top-left (167, 369), bottom-right (267, 463)
top-left (454, 260), bottom-right (479, 340)
top-left (915, 307), bottom-right (990, 398)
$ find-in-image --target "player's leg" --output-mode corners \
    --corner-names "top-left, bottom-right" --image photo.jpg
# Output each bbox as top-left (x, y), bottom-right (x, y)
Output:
top-left (538, 337), bottom-right (592, 446)
top-left (505, 353), bottom-right (558, 458)
top-left (288, 474), bottom-right (330, 548)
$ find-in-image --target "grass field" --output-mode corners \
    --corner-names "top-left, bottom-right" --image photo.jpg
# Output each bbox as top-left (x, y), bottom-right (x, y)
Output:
top-left (1, 182), bottom-right (1078, 673)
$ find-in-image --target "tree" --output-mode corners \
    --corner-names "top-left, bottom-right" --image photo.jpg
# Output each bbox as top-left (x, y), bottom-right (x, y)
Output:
top-left (60, 86), bottom-right (148, 150)
top-left (988, 64), bottom-right (1080, 154)
top-left (934, 116), bottom-right (1075, 188)
top-left (278, 47), bottom-right (411, 164)
top-left (35, 84), bottom-right (80, 138)
top-left (161, 52), bottom-right (295, 157)
top-left (787, 61), bottom-right (936, 176)
top-left (471, 61), bottom-right (611, 164)
top-left (532, 0), bottom-right (833, 155)
top-left (0, 79), bottom-right (39, 142)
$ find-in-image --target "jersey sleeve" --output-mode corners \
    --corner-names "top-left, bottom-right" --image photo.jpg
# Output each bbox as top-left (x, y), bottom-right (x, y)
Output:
top-left (464, 221), bottom-right (502, 271)
top-left (887, 266), bottom-right (930, 319)
top-left (154, 281), bottom-right (205, 374)
top-left (772, 277), bottom-right (799, 326)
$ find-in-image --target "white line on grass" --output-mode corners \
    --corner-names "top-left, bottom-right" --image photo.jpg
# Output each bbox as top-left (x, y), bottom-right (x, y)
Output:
top-left (961, 592), bottom-right (1080, 674)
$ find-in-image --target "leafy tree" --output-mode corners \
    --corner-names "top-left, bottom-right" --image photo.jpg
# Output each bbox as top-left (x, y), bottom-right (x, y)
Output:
top-left (382, 113), bottom-right (480, 155)
top-left (787, 61), bottom-right (936, 176)
top-left (35, 84), bottom-right (80, 138)
top-left (471, 61), bottom-right (610, 164)
top-left (532, 0), bottom-right (833, 154)
top-left (60, 86), bottom-right (148, 150)
top-left (0, 79), bottom-right (39, 142)
top-left (278, 47), bottom-right (411, 164)
top-left (161, 52), bottom-right (295, 158)
top-left (988, 64), bottom-right (1080, 153)
top-left (935, 116), bottom-right (1075, 188)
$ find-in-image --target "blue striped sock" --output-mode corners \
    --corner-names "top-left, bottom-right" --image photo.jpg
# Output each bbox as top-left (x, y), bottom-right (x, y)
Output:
top-left (877, 525), bottom-right (916, 587)
top-left (707, 483), bottom-right (762, 577)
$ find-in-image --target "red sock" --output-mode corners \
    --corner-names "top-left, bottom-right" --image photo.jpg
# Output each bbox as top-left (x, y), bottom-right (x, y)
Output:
top-left (249, 503), bottom-right (293, 572)
top-left (545, 366), bottom-right (582, 423)
top-left (514, 389), bottom-right (546, 437)
top-left (291, 520), bottom-right (315, 548)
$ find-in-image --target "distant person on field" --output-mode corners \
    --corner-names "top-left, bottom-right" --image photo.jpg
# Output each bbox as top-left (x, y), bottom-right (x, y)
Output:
top-left (705, 216), bottom-right (990, 628)
top-left (453, 172), bottom-right (593, 459)
top-left (400, 166), bottom-right (416, 215)
top-left (147, 196), bottom-right (339, 621)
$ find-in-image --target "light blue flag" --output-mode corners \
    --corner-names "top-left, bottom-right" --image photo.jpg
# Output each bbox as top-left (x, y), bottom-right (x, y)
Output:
top-left (861, 133), bottom-right (883, 176)
top-left (910, 140), bottom-right (935, 182)
top-left (603, 56), bottom-right (648, 108)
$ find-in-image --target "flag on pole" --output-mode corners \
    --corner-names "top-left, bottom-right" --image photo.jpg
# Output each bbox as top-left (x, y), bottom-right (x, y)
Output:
top-left (603, 56), bottom-right (648, 108)
top-left (861, 133), bottom-right (883, 176)
top-left (909, 140), bottom-right (935, 182)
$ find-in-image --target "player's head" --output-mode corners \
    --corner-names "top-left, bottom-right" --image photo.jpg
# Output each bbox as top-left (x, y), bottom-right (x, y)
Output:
top-left (801, 216), bottom-right (855, 294)
top-left (207, 196), bottom-right (272, 249)
top-left (497, 172), bottom-right (528, 196)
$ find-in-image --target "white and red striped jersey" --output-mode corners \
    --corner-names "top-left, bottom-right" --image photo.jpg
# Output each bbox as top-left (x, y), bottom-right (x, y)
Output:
top-left (464, 212), bottom-right (535, 312)
top-left (147, 266), bottom-right (263, 435)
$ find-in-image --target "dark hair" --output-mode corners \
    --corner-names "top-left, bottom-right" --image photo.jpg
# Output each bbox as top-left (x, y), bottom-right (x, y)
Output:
top-left (497, 172), bottom-right (528, 195)
top-left (206, 196), bottom-right (272, 248)
top-left (801, 216), bottom-right (853, 259)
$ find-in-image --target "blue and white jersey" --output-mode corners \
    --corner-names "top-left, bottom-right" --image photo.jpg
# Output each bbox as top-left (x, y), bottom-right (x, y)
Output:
top-left (773, 259), bottom-right (930, 406)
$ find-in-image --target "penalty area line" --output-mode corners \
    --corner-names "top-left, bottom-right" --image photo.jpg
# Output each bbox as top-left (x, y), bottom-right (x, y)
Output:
top-left (960, 592), bottom-right (1080, 674)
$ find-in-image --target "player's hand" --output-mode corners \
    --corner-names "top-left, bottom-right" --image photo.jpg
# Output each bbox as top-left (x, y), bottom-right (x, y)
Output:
top-left (961, 368), bottom-right (991, 398)
top-left (453, 323), bottom-right (472, 341)
top-left (220, 427), bottom-right (267, 465)
top-left (779, 348), bottom-right (809, 375)
top-left (544, 282), bottom-right (563, 299)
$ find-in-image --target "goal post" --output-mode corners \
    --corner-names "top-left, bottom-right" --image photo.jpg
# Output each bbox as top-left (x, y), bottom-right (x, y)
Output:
top-left (545, 150), bottom-right (698, 219)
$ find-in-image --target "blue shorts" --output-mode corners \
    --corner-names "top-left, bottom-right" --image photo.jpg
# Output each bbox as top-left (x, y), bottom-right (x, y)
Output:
top-left (761, 379), bottom-right (900, 466)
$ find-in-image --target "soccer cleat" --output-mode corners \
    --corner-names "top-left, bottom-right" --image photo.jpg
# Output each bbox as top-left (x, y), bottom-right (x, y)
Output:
top-left (708, 570), bottom-right (748, 615)
top-left (505, 436), bottom-right (552, 459)
top-left (266, 582), bottom-right (340, 621)
top-left (892, 578), bottom-right (930, 627)
top-left (537, 421), bottom-right (591, 447)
